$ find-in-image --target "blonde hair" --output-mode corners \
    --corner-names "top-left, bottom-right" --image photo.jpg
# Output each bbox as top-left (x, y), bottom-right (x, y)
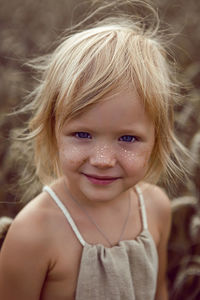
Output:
top-left (14, 2), bottom-right (189, 190)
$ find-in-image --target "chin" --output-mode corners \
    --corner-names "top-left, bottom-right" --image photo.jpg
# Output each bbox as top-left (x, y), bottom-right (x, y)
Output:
top-left (80, 185), bottom-right (128, 204)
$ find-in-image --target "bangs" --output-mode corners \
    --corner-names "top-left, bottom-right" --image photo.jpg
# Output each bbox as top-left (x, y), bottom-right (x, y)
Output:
top-left (47, 23), bottom-right (173, 131)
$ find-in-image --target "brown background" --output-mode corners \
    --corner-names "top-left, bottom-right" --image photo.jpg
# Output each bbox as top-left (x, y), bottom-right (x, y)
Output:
top-left (0, 0), bottom-right (200, 299)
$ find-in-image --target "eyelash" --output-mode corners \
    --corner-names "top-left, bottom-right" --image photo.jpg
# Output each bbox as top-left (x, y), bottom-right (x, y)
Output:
top-left (74, 132), bottom-right (92, 139)
top-left (74, 132), bottom-right (137, 143)
top-left (119, 135), bottom-right (137, 143)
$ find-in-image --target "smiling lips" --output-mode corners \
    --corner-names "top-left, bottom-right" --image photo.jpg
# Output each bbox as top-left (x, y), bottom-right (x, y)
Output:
top-left (83, 173), bottom-right (121, 185)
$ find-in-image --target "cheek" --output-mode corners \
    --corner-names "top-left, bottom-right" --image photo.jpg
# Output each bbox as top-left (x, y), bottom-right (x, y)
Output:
top-left (118, 148), bottom-right (152, 174)
top-left (58, 141), bottom-right (87, 169)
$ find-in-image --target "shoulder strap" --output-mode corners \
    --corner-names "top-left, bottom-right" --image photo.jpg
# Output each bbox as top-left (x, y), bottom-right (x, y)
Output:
top-left (135, 185), bottom-right (148, 230)
top-left (43, 186), bottom-right (86, 246)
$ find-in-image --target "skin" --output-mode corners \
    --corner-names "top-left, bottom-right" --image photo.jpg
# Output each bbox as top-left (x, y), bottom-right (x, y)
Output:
top-left (57, 88), bottom-right (155, 206)
top-left (0, 88), bottom-right (171, 300)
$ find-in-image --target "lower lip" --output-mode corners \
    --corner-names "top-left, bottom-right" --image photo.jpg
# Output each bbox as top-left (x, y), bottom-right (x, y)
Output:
top-left (84, 175), bottom-right (119, 185)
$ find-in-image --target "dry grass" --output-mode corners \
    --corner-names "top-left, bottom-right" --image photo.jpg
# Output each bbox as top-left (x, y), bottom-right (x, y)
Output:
top-left (0, 0), bottom-right (199, 298)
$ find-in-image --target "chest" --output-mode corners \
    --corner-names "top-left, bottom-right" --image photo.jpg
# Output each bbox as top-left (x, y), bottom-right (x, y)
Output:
top-left (41, 231), bottom-right (158, 300)
top-left (39, 194), bottom-right (159, 300)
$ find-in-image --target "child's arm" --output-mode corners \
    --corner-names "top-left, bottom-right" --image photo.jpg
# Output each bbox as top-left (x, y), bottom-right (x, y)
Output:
top-left (0, 211), bottom-right (51, 300)
top-left (154, 187), bottom-right (172, 300)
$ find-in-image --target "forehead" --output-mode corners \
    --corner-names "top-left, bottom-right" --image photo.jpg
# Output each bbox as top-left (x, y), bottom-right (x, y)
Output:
top-left (63, 88), bottom-right (154, 134)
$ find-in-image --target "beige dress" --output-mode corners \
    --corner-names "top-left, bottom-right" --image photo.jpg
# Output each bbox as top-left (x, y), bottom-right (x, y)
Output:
top-left (44, 186), bottom-right (158, 300)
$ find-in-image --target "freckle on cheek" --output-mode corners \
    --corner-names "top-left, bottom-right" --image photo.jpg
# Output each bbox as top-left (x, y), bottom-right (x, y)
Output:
top-left (119, 149), bottom-right (152, 170)
top-left (120, 149), bottom-right (138, 161)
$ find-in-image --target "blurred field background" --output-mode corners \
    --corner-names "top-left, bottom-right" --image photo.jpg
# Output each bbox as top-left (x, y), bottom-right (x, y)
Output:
top-left (0, 0), bottom-right (200, 299)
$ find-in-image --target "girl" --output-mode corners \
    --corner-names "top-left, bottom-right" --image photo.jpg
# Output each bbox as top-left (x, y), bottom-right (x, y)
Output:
top-left (0, 2), bottom-right (188, 299)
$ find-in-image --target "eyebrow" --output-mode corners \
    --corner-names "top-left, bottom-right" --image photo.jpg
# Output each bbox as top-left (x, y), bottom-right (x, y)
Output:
top-left (63, 122), bottom-right (146, 136)
top-left (63, 115), bottom-right (152, 132)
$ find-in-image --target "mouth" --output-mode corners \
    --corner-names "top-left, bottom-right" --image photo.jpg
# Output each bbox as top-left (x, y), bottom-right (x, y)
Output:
top-left (82, 173), bottom-right (121, 185)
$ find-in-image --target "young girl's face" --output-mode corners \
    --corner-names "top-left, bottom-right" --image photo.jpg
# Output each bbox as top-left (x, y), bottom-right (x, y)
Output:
top-left (57, 87), bottom-right (155, 205)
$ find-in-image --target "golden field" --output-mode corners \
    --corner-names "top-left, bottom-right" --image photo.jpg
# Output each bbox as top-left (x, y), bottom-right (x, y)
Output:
top-left (0, 1), bottom-right (199, 298)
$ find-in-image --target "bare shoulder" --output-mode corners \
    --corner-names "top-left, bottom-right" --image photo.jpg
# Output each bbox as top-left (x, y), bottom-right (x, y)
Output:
top-left (141, 182), bottom-right (171, 212)
top-left (0, 192), bottom-right (56, 299)
top-left (0, 186), bottom-right (81, 299)
top-left (12, 192), bottom-right (52, 232)
top-left (139, 182), bottom-right (171, 240)
top-left (3, 187), bottom-right (79, 258)
top-left (1, 191), bottom-right (55, 258)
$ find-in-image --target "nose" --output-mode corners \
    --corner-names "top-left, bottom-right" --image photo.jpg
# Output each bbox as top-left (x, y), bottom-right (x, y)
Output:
top-left (89, 144), bottom-right (116, 168)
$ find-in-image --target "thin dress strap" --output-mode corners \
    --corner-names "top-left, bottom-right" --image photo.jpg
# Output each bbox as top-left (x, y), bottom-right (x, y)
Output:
top-left (135, 185), bottom-right (148, 230)
top-left (43, 186), bottom-right (86, 246)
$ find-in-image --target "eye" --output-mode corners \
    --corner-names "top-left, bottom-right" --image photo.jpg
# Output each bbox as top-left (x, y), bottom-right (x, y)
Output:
top-left (74, 132), bottom-right (92, 139)
top-left (119, 135), bottom-right (136, 143)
